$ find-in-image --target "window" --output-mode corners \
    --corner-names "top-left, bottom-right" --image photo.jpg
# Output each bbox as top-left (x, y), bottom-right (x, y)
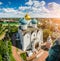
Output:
top-left (34, 34), bottom-right (35, 37)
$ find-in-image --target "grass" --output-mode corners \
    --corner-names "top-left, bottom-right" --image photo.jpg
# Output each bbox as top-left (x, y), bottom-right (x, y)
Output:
top-left (0, 22), bottom-right (19, 26)
top-left (20, 53), bottom-right (27, 61)
top-left (10, 54), bottom-right (16, 61)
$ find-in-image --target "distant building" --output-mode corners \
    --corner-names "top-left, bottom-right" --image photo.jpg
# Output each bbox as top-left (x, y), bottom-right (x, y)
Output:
top-left (17, 14), bottom-right (43, 52)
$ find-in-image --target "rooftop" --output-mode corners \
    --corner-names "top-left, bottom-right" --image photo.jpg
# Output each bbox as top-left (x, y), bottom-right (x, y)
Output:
top-left (19, 26), bottom-right (41, 35)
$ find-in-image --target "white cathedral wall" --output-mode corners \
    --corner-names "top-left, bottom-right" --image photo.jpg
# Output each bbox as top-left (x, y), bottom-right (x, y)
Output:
top-left (38, 29), bottom-right (43, 44)
top-left (32, 24), bottom-right (37, 28)
top-left (31, 31), bottom-right (37, 42)
top-left (37, 30), bottom-right (41, 41)
top-left (21, 25), bottom-right (27, 30)
top-left (37, 30), bottom-right (42, 48)
top-left (23, 33), bottom-right (31, 51)
top-left (18, 27), bottom-right (43, 51)
top-left (32, 39), bottom-right (39, 51)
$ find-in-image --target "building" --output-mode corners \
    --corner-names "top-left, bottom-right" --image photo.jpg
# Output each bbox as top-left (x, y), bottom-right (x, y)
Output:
top-left (17, 14), bottom-right (43, 53)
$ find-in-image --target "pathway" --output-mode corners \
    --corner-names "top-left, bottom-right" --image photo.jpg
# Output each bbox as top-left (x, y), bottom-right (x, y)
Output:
top-left (12, 33), bottom-right (22, 61)
top-left (12, 46), bottom-right (22, 61)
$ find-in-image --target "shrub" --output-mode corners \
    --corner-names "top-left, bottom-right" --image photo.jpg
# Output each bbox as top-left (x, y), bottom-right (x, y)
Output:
top-left (20, 53), bottom-right (27, 61)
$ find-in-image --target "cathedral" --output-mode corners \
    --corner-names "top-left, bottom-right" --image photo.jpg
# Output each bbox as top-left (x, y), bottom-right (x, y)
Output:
top-left (17, 14), bottom-right (43, 52)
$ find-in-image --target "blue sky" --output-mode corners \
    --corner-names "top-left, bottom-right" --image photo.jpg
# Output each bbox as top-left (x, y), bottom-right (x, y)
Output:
top-left (0, 0), bottom-right (60, 8)
top-left (0, 0), bottom-right (60, 18)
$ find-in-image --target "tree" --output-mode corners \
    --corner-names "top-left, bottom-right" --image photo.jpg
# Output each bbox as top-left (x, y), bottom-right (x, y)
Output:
top-left (46, 45), bottom-right (60, 61)
top-left (8, 41), bottom-right (12, 55)
top-left (20, 53), bottom-right (27, 61)
top-left (0, 55), bottom-right (2, 61)
top-left (0, 40), bottom-right (12, 61)
top-left (0, 41), bottom-right (9, 61)
top-left (43, 29), bottom-right (52, 42)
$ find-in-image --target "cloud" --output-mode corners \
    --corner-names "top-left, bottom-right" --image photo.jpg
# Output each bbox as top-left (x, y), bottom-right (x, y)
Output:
top-left (48, 2), bottom-right (60, 16)
top-left (25, 0), bottom-right (33, 6)
top-left (19, 6), bottom-right (31, 11)
top-left (0, 12), bottom-right (25, 18)
top-left (25, 0), bottom-right (46, 7)
top-left (0, 0), bottom-right (60, 18)
top-left (33, 1), bottom-right (46, 7)
top-left (0, 2), bottom-right (3, 5)
top-left (19, 0), bottom-right (49, 13)
top-left (2, 8), bottom-right (17, 13)
top-left (48, 2), bottom-right (60, 10)
top-left (33, 1), bottom-right (41, 7)
top-left (0, 0), bottom-right (50, 18)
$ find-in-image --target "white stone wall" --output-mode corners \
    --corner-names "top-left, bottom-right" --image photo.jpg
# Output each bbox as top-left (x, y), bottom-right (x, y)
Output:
top-left (18, 28), bottom-right (43, 51)
top-left (32, 24), bottom-right (37, 28)
top-left (23, 33), bottom-right (31, 51)
top-left (37, 30), bottom-right (41, 41)
top-left (31, 30), bottom-right (37, 42)
top-left (39, 29), bottom-right (43, 44)
top-left (32, 39), bottom-right (39, 51)
top-left (37, 29), bottom-right (43, 44)
top-left (21, 25), bottom-right (27, 30)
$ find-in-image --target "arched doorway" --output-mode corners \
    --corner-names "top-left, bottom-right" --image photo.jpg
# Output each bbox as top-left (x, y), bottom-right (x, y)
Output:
top-left (35, 42), bottom-right (39, 49)
top-left (32, 39), bottom-right (40, 52)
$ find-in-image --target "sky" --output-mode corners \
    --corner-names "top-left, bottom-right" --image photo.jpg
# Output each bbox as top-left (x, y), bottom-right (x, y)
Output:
top-left (0, 0), bottom-right (60, 18)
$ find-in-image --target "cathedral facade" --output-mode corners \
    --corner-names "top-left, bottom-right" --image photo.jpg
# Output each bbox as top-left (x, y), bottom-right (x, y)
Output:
top-left (17, 14), bottom-right (43, 52)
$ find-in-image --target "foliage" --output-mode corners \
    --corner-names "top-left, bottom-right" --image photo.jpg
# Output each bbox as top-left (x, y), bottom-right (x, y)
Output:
top-left (0, 40), bottom-right (9, 61)
top-left (8, 41), bottom-right (12, 55)
top-left (10, 54), bottom-right (16, 61)
top-left (46, 45), bottom-right (60, 61)
top-left (0, 40), bottom-right (15, 61)
top-left (10, 26), bottom-right (18, 33)
top-left (43, 29), bottom-right (52, 42)
top-left (0, 24), bottom-right (2, 29)
top-left (20, 53), bottom-right (27, 61)
top-left (7, 26), bottom-right (18, 37)
top-left (0, 54), bottom-right (2, 61)
top-left (0, 23), bottom-right (17, 61)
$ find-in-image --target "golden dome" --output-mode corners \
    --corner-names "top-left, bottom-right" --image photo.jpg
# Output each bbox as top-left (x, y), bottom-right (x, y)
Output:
top-left (24, 14), bottom-right (31, 20)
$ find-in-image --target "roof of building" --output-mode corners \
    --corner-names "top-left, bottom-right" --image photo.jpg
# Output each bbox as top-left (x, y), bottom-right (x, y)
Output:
top-left (21, 27), bottom-right (39, 35)
top-left (20, 18), bottom-right (27, 25)
top-left (24, 14), bottom-right (31, 20)
top-left (31, 19), bottom-right (37, 24)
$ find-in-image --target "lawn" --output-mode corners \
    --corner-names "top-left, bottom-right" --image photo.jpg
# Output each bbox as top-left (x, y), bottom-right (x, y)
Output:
top-left (10, 54), bottom-right (16, 61)
top-left (0, 22), bottom-right (19, 26)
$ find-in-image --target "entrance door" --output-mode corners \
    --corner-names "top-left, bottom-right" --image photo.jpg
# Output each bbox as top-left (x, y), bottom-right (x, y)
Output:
top-left (35, 42), bottom-right (39, 49)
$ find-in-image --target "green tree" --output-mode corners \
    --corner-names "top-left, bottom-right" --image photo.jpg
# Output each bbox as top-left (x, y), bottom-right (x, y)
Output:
top-left (20, 53), bottom-right (27, 61)
top-left (8, 41), bottom-right (12, 55)
top-left (0, 54), bottom-right (2, 61)
top-left (43, 29), bottom-right (52, 42)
